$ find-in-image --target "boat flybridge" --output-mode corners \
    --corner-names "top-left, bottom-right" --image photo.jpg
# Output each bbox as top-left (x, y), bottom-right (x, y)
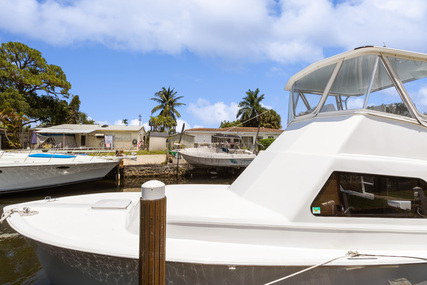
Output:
top-left (4, 46), bottom-right (427, 285)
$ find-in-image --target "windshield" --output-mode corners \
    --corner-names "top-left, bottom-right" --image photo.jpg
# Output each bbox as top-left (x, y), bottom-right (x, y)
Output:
top-left (388, 56), bottom-right (427, 117)
top-left (288, 53), bottom-right (427, 123)
top-left (290, 63), bottom-right (336, 118)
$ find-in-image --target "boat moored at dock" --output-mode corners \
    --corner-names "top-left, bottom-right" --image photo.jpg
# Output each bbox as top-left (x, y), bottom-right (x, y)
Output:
top-left (178, 146), bottom-right (256, 168)
top-left (178, 134), bottom-right (257, 168)
top-left (5, 46), bottom-right (427, 284)
top-left (0, 151), bottom-right (123, 193)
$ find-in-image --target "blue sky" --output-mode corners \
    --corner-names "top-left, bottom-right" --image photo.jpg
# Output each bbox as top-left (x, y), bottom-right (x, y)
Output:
top-left (1, 0), bottom-right (427, 130)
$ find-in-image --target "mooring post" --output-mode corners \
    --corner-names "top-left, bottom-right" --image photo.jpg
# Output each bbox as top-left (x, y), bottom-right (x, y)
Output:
top-left (139, 180), bottom-right (166, 285)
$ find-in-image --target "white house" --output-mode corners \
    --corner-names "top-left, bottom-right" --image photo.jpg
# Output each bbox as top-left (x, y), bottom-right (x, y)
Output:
top-left (184, 127), bottom-right (283, 148)
top-left (36, 124), bottom-right (146, 150)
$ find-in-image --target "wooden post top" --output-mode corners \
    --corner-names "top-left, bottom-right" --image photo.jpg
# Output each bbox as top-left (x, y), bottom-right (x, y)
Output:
top-left (141, 180), bottom-right (165, 200)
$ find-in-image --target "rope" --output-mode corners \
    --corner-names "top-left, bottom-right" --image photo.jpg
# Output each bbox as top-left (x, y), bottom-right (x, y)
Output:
top-left (0, 207), bottom-right (38, 224)
top-left (263, 250), bottom-right (427, 285)
top-left (223, 109), bottom-right (273, 133)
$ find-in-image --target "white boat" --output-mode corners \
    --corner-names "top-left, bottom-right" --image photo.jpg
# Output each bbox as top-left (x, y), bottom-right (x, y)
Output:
top-left (178, 146), bottom-right (256, 168)
top-left (0, 151), bottom-right (122, 193)
top-left (5, 46), bottom-right (427, 284)
top-left (178, 133), bottom-right (257, 168)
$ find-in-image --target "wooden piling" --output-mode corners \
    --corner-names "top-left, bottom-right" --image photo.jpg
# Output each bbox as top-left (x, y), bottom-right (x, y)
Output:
top-left (139, 180), bottom-right (166, 285)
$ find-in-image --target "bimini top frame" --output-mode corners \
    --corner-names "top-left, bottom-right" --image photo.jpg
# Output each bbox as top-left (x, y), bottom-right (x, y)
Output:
top-left (285, 46), bottom-right (427, 127)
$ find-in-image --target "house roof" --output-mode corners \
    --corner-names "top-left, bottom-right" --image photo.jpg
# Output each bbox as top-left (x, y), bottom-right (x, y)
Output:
top-left (171, 133), bottom-right (195, 138)
top-left (185, 127), bottom-right (283, 133)
top-left (36, 124), bottom-right (144, 134)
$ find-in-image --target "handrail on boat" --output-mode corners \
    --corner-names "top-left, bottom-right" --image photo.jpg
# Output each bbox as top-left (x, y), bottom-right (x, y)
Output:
top-left (23, 149), bottom-right (33, 163)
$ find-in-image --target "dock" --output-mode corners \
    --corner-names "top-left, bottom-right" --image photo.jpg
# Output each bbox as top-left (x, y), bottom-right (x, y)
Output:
top-left (112, 154), bottom-right (244, 179)
top-left (120, 154), bottom-right (188, 178)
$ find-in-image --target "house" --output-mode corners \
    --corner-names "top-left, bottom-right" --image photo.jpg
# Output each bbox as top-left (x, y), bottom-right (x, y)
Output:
top-left (184, 127), bottom-right (283, 148)
top-left (35, 124), bottom-right (146, 150)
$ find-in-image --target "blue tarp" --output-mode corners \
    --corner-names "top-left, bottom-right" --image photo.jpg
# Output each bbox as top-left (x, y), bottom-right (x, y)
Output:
top-left (29, 153), bottom-right (76, 159)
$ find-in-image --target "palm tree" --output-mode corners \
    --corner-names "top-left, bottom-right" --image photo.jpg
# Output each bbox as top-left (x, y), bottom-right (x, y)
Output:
top-left (0, 107), bottom-right (26, 148)
top-left (150, 87), bottom-right (185, 121)
top-left (150, 87), bottom-right (185, 133)
top-left (236, 88), bottom-right (265, 127)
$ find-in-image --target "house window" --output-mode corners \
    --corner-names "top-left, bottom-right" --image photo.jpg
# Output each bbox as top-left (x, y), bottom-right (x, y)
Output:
top-left (242, 136), bottom-right (253, 147)
top-left (311, 172), bottom-right (427, 218)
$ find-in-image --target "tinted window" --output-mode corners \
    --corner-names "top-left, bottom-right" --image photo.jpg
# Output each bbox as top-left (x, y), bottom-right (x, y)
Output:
top-left (311, 172), bottom-right (427, 218)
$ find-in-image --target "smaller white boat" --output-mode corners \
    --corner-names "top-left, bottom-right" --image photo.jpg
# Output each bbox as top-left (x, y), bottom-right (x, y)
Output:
top-left (178, 147), bottom-right (256, 168)
top-left (178, 134), bottom-right (257, 168)
top-left (0, 151), bottom-right (122, 193)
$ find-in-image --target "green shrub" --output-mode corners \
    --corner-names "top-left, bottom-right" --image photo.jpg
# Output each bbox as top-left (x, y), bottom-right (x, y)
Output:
top-left (258, 138), bottom-right (275, 150)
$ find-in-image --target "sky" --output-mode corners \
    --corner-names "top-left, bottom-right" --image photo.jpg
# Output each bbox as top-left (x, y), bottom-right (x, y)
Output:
top-left (1, 0), bottom-right (427, 131)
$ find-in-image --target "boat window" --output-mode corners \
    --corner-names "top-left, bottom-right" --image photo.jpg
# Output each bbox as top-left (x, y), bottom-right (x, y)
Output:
top-left (365, 58), bottom-right (411, 117)
top-left (388, 56), bottom-right (427, 117)
top-left (311, 172), bottom-right (427, 218)
top-left (326, 55), bottom-right (378, 111)
top-left (291, 63), bottom-right (336, 118)
top-left (319, 55), bottom-right (411, 117)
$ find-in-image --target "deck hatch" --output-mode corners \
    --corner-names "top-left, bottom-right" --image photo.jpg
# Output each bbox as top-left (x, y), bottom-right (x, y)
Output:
top-left (91, 199), bottom-right (132, 210)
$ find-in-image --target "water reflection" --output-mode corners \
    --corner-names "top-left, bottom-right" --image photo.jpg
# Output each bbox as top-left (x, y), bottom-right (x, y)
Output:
top-left (0, 175), bottom-right (237, 284)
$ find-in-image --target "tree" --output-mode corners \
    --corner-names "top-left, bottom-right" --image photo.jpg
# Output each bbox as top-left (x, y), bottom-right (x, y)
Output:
top-left (235, 88), bottom-right (282, 129)
top-left (0, 42), bottom-right (75, 127)
top-left (258, 138), bottom-right (275, 150)
top-left (68, 95), bottom-right (81, 124)
top-left (236, 88), bottom-right (265, 127)
top-left (150, 87), bottom-right (185, 132)
top-left (122, 119), bottom-right (128, 126)
top-left (0, 42), bottom-right (71, 107)
top-left (78, 112), bottom-right (95, 124)
top-left (261, 109), bottom-right (282, 129)
top-left (220, 119), bottom-right (241, 128)
top-left (27, 94), bottom-right (70, 126)
top-left (148, 115), bottom-right (177, 133)
top-left (0, 107), bottom-right (27, 148)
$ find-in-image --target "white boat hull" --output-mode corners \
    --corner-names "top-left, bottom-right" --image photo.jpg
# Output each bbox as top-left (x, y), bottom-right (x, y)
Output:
top-left (30, 239), bottom-right (427, 285)
top-left (5, 189), bottom-right (427, 285)
top-left (179, 148), bottom-right (256, 168)
top-left (0, 152), bottom-right (121, 193)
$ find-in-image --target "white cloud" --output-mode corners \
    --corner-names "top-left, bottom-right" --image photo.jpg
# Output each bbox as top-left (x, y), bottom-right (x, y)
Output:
top-left (111, 118), bottom-right (141, 126)
top-left (142, 122), bottom-right (150, 131)
top-left (176, 119), bottom-right (190, 133)
top-left (129, 119), bottom-right (141, 126)
top-left (261, 102), bottom-right (273, 110)
top-left (1, 0), bottom-right (427, 63)
top-left (188, 98), bottom-right (239, 126)
top-left (95, 120), bottom-right (108, 126)
top-left (113, 119), bottom-right (125, 125)
top-left (411, 86), bottom-right (427, 114)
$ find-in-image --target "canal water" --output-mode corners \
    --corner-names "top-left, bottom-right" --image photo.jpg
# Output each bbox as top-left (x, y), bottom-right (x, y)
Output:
top-left (0, 175), bottom-right (237, 285)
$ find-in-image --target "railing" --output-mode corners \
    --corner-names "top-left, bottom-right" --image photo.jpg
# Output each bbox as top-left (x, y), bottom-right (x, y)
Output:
top-left (1, 148), bottom-right (135, 164)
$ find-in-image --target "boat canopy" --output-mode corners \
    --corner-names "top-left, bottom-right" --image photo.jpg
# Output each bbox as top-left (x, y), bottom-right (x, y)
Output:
top-left (285, 46), bottom-right (427, 126)
top-left (212, 134), bottom-right (242, 139)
